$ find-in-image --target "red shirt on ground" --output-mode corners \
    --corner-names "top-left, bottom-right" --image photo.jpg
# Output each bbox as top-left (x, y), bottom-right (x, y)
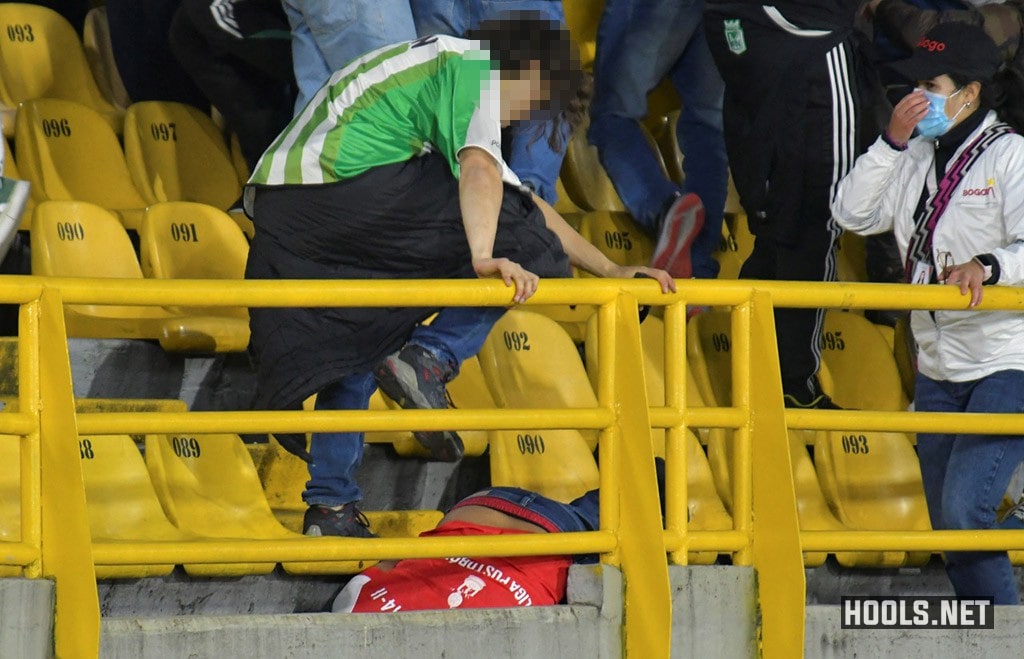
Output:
top-left (333, 521), bottom-right (571, 613)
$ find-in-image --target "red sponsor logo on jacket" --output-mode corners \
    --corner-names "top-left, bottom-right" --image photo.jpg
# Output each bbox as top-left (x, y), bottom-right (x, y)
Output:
top-left (917, 38), bottom-right (946, 52)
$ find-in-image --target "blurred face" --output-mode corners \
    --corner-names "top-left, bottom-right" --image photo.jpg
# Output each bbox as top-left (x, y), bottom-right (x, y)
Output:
top-left (499, 62), bottom-right (551, 125)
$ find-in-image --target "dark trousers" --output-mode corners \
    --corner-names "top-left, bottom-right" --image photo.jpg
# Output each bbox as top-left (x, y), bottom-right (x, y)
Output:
top-left (169, 0), bottom-right (295, 169)
top-left (106, 0), bottom-right (207, 107)
top-left (706, 10), bottom-right (862, 397)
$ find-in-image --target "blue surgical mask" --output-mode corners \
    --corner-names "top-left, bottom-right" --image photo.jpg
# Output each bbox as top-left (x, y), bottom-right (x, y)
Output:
top-left (916, 87), bottom-right (965, 139)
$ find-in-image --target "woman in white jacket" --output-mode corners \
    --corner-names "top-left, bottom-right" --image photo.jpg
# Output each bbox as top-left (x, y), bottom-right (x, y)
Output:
top-left (832, 23), bottom-right (1024, 603)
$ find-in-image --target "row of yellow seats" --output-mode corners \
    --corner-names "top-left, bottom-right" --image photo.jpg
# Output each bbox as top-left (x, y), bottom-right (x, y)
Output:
top-left (0, 408), bottom-right (442, 579)
top-left (12, 97), bottom-right (248, 234)
top-left (31, 200), bottom-right (250, 352)
top-left (0, 3), bottom-right (121, 137)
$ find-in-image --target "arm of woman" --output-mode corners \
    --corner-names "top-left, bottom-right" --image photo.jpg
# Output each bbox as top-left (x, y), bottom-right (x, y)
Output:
top-left (459, 147), bottom-right (539, 303)
top-left (939, 139), bottom-right (1024, 307)
top-left (831, 92), bottom-right (929, 235)
top-left (531, 192), bottom-right (676, 293)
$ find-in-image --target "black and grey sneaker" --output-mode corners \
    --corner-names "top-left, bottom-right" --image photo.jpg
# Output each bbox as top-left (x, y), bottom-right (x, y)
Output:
top-left (303, 503), bottom-right (377, 538)
top-left (373, 344), bottom-right (465, 462)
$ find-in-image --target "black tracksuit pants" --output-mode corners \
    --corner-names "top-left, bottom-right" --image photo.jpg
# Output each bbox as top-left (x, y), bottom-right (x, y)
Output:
top-left (705, 7), bottom-right (864, 399)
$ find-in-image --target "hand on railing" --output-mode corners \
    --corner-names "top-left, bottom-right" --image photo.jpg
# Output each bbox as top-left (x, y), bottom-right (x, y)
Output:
top-left (472, 257), bottom-right (539, 304)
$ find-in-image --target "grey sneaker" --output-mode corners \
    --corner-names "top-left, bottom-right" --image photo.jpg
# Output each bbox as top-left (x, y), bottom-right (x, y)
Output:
top-left (373, 344), bottom-right (464, 462)
top-left (303, 503), bottom-right (376, 538)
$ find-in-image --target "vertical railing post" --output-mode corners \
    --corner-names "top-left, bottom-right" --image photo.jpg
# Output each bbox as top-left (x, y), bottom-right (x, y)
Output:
top-left (597, 300), bottom-right (620, 568)
top-left (610, 292), bottom-right (671, 659)
top-left (18, 298), bottom-right (42, 578)
top-left (746, 290), bottom-right (804, 658)
top-left (731, 299), bottom-right (754, 566)
top-left (36, 286), bottom-right (100, 658)
top-left (663, 301), bottom-right (688, 566)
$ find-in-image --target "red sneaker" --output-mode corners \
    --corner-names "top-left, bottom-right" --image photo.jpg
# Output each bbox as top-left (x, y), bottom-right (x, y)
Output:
top-left (650, 193), bottom-right (705, 279)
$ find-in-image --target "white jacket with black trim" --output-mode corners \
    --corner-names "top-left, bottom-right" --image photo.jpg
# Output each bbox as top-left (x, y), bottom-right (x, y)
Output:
top-left (831, 111), bottom-right (1024, 382)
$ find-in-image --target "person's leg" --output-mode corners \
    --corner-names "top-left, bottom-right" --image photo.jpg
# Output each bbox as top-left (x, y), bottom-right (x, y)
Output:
top-left (303, 372), bottom-right (377, 507)
top-left (771, 40), bottom-right (857, 404)
top-left (408, 306), bottom-right (507, 376)
top-left (281, 0), bottom-right (332, 113)
top-left (106, 0), bottom-right (208, 107)
top-left (942, 371), bottom-right (1024, 604)
top-left (913, 373), bottom-right (965, 532)
top-left (666, 10), bottom-right (726, 279)
top-left (770, 219), bottom-right (842, 403)
top-left (588, 0), bottom-right (687, 231)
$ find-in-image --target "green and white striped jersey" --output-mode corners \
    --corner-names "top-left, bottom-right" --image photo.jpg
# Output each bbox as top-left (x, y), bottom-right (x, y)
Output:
top-left (247, 35), bottom-right (520, 189)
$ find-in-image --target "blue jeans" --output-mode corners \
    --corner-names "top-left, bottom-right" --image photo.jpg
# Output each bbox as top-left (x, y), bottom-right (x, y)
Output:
top-left (283, 0), bottom-right (417, 112)
top-left (915, 370), bottom-right (1024, 604)
top-left (304, 306), bottom-right (506, 506)
top-left (588, 0), bottom-right (726, 279)
top-left (411, 0), bottom-right (568, 204)
top-left (456, 486), bottom-right (600, 532)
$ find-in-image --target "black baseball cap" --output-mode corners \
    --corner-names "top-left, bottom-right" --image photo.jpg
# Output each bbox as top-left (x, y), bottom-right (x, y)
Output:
top-left (889, 23), bottom-right (1002, 84)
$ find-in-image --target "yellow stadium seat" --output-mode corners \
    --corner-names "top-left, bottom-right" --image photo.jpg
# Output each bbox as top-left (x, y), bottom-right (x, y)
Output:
top-left (124, 102), bottom-right (242, 210)
top-left (578, 210), bottom-right (654, 269)
top-left (389, 355), bottom-right (491, 459)
top-left (587, 315), bottom-right (733, 564)
top-left (655, 110), bottom-right (684, 184)
top-left (686, 311), bottom-right (896, 566)
top-left (554, 175), bottom-right (583, 216)
top-left (229, 132), bottom-right (250, 187)
top-left (3, 136), bottom-right (33, 229)
top-left (15, 99), bottom-right (145, 229)
top-left (562, 1), bottom-right (600, 70)
top-left (82, 6), bottom-right (130, 110)
top-left (836, 231), bottom-right (868, 283)
top-left (0, 434), bottom-right (21, 576)
top-left (560, 118), bottom-right (625, 212)
top-left (478, 310), bottom-right (600, 502)
top-left (0, 434), bottom-right (19, 543)
top-left (815, 311), bottom-right (931, 565)
top-left (893, 315), bottom-right (917, 400)
top-left (139, 202), bottom-right (250, 350)
top-left (712, 221), bottom-right (744, 280)
top-left (145, 432), bottom-right (296, 575)
top-left (75, 397), bottom-right (188, 415)
top-left (812, 420), bottom-right (932, 567)
top-left (530, 304), bottom-right (596, 343)
top-left (724, 212), bottom-right (754, 265)
top-left (819, 310), bottom-right (910, 411)
top-left (31, 201), bottom-right (243, 352)
top-left (79, 434), bottom-right (197, 578)
top-left (0, 3), bottom-right (120, 137)
top-left (31, 200), bottom-right (177, 334)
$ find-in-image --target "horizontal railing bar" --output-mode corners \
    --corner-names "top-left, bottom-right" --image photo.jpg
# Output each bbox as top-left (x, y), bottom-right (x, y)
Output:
top-left (90, 531), bottom-right (616, 565)
top-left (15, 275), bottom-right (1024, 311)
top-left (0, 414), bottom-right (38, 435)
top-left (801, 530), bottom-right (1024, 552)
top-left (0, 542), bottom-right (38, 566)
top-left (662, 529), bottom-right (748, 552)
top-left (74, 409), bottom-right (615, 435)
top-left (787, 409), bottom-right (1024, 435)
top-left (649, 407), bottom-right (746, 430)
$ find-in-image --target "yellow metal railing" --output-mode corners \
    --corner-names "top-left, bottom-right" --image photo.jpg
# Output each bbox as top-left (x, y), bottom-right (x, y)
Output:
top-left (2, 276), bottom-right (1024, 659)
